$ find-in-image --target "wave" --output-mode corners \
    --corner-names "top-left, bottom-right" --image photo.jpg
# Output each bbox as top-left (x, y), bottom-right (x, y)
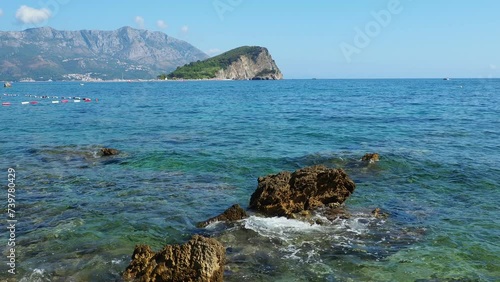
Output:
top-left (215, 208), bottom-right (426, 281)
top-left (243, 216), bottom-right (323, 240)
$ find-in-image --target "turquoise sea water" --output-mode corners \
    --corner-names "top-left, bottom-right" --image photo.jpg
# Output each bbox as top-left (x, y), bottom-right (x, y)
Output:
top-left (0, 79), bottom-right (499, 281)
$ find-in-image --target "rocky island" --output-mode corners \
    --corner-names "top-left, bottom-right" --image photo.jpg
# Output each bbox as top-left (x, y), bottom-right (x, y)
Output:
top-left (166, 46), bottom-right (283, 80)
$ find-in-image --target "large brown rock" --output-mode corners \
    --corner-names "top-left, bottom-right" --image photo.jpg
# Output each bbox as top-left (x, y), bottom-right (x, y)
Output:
top-left (197, 204), bottom-right (248, 228)
top-left (123, 235), bottom-right (225, 282)
top-left (249, 165), bottom-right (356, 217)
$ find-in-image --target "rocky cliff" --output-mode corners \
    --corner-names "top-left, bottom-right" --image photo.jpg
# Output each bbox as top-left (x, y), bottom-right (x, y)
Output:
top-left (0, 26), bottom-right (208, 81)
top-left (214, 47), bottom-right (283, 80)
top-left (167, 46), bottom-right (283, 80)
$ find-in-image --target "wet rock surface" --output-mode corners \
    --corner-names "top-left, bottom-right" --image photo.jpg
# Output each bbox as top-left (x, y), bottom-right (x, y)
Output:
top-left (249, 165), bottom-right (356, 217)
top-left (123, 235), bottom-right (225, 282)
top-left (100, 147), bottom-right (120, 156)
top-left (361, 153), bottom-right (379, 163)
top-left (371, 207), bottom-right (389, 219)
top-left (198, 204), bottom-right (248, 228)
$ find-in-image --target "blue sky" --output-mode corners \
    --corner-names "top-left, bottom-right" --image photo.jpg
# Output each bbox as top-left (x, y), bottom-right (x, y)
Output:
top-left (0, 0), bottom-right (499, 79)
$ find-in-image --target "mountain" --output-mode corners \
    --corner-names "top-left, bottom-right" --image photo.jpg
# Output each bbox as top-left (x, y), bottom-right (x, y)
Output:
top-left (167, 46), bottom-right (283, 80)
top-left (0, 26), bottom-right (209, 81)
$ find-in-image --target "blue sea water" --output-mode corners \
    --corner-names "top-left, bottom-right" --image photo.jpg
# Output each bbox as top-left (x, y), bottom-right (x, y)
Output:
top-left (0, 79), bottom-right (499, 281)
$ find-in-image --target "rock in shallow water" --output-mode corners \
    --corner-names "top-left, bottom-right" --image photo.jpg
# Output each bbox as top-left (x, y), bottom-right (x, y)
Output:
top-left (249, 165), bottom-right (356, 218)
top-left (197, 204), bottom-right (248, 228)
top-left (361, 153), bottom-right (379, 163)
top-left (371, 207), bottom-right (389, 219)
top-left (123, 235), bottom-right (225, 282)
top-left (100, 147), bottom-right (120, 156)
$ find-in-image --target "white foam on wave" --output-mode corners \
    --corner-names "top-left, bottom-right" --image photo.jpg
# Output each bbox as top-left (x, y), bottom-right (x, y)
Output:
top-left (243, 215), bottom-right (323, 240)
top-left (282, 243), bottom-right (322, 263)
top-left (345, 217), bottom-right (371, 234)
top-left (226, 213), bottom-right (389, 278)
top-left (204, 220), bottom-right (223, 230)
top-left (327, 213), bottom-right (377, 235)
top-left (243, 213), bottom-right (379, 242)
top-left (19, 268), bottom-right (49, 282)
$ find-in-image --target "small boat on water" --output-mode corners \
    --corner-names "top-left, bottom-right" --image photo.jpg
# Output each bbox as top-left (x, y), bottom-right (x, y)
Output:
top-left (3, 82), bottom-right (12, 87)
top-left (443, 78), bottom-right (450, 80)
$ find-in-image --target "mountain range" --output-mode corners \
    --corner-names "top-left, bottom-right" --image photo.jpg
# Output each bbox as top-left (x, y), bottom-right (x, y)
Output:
top-left (0, 26), bottom-right (209, 81)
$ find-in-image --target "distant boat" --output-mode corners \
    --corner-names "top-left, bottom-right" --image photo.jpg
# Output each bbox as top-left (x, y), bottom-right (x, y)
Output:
top-left (443, 78), bottom-right (450, 80)
top-left (3, 82), bottom-right (12, 88)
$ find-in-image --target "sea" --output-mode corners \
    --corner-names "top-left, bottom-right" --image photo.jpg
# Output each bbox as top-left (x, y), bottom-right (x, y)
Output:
top-left (0, 79), bottom-right (499, 281)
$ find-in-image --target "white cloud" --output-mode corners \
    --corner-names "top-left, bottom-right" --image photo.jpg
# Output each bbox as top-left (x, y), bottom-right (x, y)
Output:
top-left (156, 20), bottom-right (168, 29)
top-left (180, 25), bottom-right (189, 34)
top-left (16, 5), bottom-right (52, 24)
top-left (0, 9), bottom-right (4, 17)
top-left (206, 48), bottom-right (221, 56)
top-left (135, 16), bottom-right (145, 29)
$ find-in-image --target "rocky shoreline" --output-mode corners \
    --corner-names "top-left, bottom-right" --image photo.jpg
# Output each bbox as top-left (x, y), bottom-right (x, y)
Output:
top-left (122, 155), bottom-right (380, 281)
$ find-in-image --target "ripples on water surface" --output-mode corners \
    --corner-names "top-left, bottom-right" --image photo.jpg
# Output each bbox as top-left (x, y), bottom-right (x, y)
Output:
top-left (0, 79), bottom-right (499, 281)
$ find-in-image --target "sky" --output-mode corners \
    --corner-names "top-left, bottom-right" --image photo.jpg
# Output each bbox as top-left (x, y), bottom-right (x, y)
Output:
top-left (0, 0), bottom-right (499, 79)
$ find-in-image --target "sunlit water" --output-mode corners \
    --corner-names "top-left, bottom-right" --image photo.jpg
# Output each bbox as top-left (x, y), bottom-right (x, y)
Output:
top-left (0, 79), bottom-right (499, 281)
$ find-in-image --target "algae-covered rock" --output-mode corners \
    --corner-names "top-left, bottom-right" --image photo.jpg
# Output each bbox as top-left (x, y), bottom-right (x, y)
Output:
top-left (249, 165), bottom-right (356, 217)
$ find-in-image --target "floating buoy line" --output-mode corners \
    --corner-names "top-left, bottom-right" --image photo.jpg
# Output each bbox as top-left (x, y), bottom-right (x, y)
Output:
top-left (2, 93), bottom-right (97, 106)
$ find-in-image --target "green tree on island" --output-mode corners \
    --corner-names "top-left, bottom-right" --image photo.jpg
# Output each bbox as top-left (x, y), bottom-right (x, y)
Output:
top-left (167, 46), bottom-right (263, 80)
top-left (157, 74), bottom-right (167, 80)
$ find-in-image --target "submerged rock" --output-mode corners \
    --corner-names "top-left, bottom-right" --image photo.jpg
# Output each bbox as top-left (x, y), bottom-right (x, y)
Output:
top-left (249, 165), bottom-right (356, 217)
top-left (100, 147), bottom-right (120, 156)
top-left (371, 208), bottom-right (389, 219)
top-left (198, 204), bottom-right (248, 228)
top-left (322, 205), bottom-right (351, 221)
top-left (361, 153), bottom-right (379, 163)
top-left (123, 235), bottom-right (225, 282)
